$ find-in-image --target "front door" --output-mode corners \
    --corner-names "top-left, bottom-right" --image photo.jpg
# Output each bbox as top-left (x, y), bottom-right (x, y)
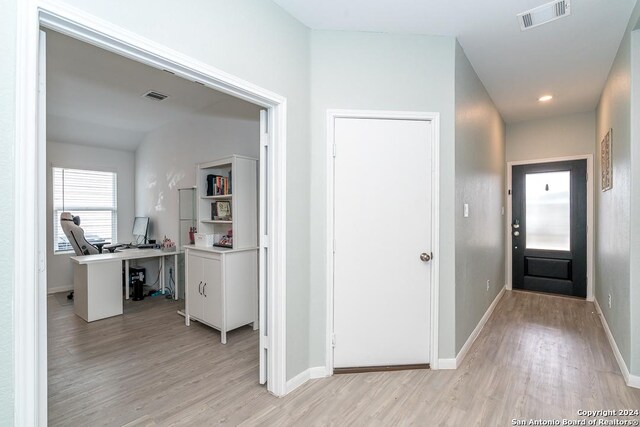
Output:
top-left (512, 160), bottom-right (587, 298)
top-left (333, 116), bottom-right (432, 369)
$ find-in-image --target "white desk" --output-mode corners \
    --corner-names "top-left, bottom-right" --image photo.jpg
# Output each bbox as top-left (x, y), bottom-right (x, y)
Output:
top-left (70, 249), bottom-right (181, 322)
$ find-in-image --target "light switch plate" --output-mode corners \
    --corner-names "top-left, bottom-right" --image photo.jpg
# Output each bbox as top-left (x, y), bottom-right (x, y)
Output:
top-left (463, 203), bottom-right (469, 218)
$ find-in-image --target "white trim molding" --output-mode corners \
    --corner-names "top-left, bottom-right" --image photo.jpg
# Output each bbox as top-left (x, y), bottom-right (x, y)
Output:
top-left (594, 299), bottom-right (640, 389)
top-left (506, 155), bottom-right (594, 301)
top-left (285, 367), bottom-right (328, 395)
top-left (15, 1), bottom-right (291, 422)
top-left (325, 109), bottom-right (441, 374)
top-left (454, 286), bottom-right (505, 368)
top-left (438, 286), bottom-right (505, 369)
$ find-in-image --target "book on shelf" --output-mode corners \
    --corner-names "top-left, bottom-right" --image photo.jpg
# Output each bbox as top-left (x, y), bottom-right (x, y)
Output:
top-left (206, 174), bottom-right (231, 196)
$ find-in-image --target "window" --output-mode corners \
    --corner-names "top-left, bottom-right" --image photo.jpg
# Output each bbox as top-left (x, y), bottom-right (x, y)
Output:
top-left (525, 171), bottom-right (571, 251)
top-left (53, 167), bottom-right (117, 253)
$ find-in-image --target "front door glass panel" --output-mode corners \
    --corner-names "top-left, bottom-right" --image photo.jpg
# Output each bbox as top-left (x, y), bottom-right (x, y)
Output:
top-left (525, 171), bottom-right (570, 251)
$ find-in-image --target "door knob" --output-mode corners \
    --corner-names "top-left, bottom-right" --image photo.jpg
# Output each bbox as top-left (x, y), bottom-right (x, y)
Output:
top-left (420, 253), bottom-right (431, 262)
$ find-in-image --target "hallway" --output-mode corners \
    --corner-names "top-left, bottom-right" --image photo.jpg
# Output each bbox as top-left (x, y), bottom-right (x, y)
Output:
top-left (48, 290), bottom-right (640, 426)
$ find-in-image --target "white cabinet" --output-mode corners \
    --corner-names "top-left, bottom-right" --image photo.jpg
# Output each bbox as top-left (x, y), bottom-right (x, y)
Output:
top-left (185, 246), bottom-right (257, 343)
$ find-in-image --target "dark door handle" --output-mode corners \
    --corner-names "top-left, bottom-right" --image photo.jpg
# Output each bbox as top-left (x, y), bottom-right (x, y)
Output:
top-left (198, 281), bottom-right (203, 295)
top-left (203, 283), bottom-right (207, 297)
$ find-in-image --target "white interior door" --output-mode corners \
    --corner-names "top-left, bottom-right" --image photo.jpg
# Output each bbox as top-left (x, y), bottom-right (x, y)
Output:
top-left (333, 117), bottom-right (432, 368)
top-left (258, 110), bottom-right (268, 384)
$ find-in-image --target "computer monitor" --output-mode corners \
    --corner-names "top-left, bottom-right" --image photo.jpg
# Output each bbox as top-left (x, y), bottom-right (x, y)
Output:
top-left (132, 217), bottom-right (150, 244)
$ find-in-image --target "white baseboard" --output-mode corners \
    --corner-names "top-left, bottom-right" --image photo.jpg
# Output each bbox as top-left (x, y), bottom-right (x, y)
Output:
top-left (437, 358), bottom-right (457, 369)
top-left (594, 298), bottom-right (639, 389)
top-left (47, 284), bottom-right (73, 294)
top-left (285, 366), bottom-right (327, 394)
top-left (309, 366), bottom-right (327, 379)
top-left (439, 285), bottom-right (505, 370)
top-left (455, 285), bottom-right (506, 368)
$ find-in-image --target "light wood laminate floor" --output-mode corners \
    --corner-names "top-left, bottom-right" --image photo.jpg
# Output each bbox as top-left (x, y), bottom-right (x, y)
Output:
top-left (48, 290), bottom-right (640, 426)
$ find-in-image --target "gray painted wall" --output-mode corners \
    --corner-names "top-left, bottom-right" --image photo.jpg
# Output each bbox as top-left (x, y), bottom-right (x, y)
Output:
top-left (0, 0), bottom-right (16, 422)
top-left (309, 30), bottom-right (457, 362)
top-left (134, 101), bottom-right (260, 297)
top-left (631, 30), bottom-right (640, 378)
top-left (454, 42), bottom-right (505, 353)
top-left (595, 2), bottom-right (640, 374)
top-left (57, 0), bottom-right (312, 380)
top-left (506, 111), bottom-right (596, 162)
top-left (46, 141), bottom-right (136, 293)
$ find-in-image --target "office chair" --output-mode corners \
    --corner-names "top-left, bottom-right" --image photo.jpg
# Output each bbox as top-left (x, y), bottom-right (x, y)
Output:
top-left (60, 212), bottom-right (109, 299)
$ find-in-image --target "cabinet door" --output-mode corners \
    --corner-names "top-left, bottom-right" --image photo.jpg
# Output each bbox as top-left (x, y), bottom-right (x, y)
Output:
top-left (187, 254), bottom-right (204, 320)
top-left (202, 257), bottom-right (222, 328)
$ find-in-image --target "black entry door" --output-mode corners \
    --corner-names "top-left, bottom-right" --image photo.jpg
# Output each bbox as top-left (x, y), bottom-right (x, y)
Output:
top-left (512, 160), bottom-right (587, 298)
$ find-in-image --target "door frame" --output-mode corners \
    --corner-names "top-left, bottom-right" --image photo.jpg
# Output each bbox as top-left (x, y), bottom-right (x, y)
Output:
top-left (14, 1), bottom-right (289, 423)
top-left (325, 109), bottom-right (441, 374)
top-left (506, 155), bottom-right (594, 301)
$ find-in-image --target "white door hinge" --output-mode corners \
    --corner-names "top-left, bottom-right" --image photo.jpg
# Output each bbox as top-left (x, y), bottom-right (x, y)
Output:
top-left (261, 335), bottom-right (269, 350)
top-left (331, 333), bottom-right (336, 348)
top-left (261, 235), bottom-right (270, 248)
top-left (332, 144), bottom-right (336, 157)
top-left (333, 238), bottom-right (336, 253)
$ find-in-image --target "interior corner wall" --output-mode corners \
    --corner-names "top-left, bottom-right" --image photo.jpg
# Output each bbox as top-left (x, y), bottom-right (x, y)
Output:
top-left (630, 29), bottom-right (640, 377)
top-left (46, 141), bottom-right (135, 293)
top-left (0, 0), bottom-right (17, 421)
top-left (594, 3), bottom-right (640, 374)
top-left (309, 30), bottom-right (458, 364)
top-left (453, 41), bottom-right (505, 354)
top-left (506, 111), bottom-right (596, 162)
top-left (133, 102), bottom-right (260, 297)
top-left (55, 0), bottom-right (311, 380)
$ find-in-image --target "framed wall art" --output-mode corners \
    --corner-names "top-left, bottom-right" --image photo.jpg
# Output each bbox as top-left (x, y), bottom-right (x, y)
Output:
top-left (601, 128), bottom-right (612, 192)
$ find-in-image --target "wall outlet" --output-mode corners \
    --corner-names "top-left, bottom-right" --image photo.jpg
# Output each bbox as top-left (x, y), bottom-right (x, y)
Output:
top-left (608, 294), bottom-right (612, 309)
top-left (486, 280), bottom-right (490, 291)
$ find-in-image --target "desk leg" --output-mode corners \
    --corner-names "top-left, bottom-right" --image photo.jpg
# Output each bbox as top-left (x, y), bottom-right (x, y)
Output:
top-left (161, 256), bottom-right (165, 294)
top-left (125, 259), bottom-right (130, 300)
top-left (174, 253), bottom-right (179, 300)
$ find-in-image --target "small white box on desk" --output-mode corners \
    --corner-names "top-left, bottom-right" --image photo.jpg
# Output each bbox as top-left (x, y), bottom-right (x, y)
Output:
top-left (194, 233), bottom-right (215, 247)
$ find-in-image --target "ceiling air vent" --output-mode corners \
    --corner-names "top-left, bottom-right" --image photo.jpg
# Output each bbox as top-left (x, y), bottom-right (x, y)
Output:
top-left (517, 0), bottom-right (570, 31)
top-left (142, 91), bottom-right (169, 102)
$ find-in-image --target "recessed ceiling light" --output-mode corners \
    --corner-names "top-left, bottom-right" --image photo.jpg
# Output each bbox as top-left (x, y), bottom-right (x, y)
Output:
top-left (539, 95), bottom-right (553, 102)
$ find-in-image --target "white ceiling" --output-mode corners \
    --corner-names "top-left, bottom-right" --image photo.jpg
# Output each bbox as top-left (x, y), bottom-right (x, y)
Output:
top-left (272, 0), bottom-right (637, 123)
top-left (46, 30), bottom-right (258, 151)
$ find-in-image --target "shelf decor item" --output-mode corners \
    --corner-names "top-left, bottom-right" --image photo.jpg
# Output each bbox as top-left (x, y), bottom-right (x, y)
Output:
top-left (601, 128), bottom-right (612, 192)
top-left (212, 200), bottom-right (232, 221)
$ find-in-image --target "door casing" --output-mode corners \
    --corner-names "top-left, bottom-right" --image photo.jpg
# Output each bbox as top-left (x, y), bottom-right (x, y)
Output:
top-left (325, 109), bottom-right (441, 374)
top-left (506, 155), bottom-right (594, 301)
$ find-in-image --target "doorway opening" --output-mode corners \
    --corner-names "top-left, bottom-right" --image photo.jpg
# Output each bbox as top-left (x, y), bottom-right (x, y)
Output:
top-left (15, 5), bottom-right (288, 424)
top-left (506, 155), bottom-right (594, 300)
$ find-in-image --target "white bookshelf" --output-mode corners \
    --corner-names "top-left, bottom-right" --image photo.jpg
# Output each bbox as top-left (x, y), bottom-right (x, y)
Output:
top-left (196, 155), bottom-right (257, 249)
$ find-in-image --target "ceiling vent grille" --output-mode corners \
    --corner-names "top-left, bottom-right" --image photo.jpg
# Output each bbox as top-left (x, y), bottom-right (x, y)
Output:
top-left (517, 0), bottom-right (570, 31)
top-left (142, 91), bottom-right (169, 102)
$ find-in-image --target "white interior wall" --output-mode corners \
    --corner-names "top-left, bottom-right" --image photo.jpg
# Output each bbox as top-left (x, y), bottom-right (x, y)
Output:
top-left (46, 141), bottom-right (135, 293)
top-left (506, 111), bottom-right (596, 162)
top-left (133, 101), bottom-right (260, 296)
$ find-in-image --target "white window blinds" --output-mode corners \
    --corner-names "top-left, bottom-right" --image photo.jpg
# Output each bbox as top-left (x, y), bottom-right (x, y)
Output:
top-left (53, 167), bottom-right (118, 253)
